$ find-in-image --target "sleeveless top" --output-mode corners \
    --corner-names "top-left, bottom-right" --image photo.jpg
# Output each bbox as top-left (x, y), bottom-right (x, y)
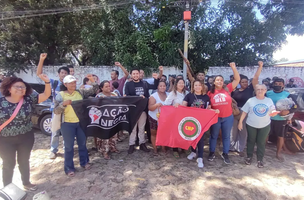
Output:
top-left (148, 92), bottom-right (167, 120)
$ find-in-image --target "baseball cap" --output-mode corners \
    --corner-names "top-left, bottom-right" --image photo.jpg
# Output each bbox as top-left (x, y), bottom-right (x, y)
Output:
top-left (63, 75), bottom-right (77, 84)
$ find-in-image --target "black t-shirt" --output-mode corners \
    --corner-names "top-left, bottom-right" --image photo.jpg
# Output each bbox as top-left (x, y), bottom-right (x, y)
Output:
top-left (231, 84), bottom-right (254, 108)
top-left (183, 93), bottom-right (210, 109)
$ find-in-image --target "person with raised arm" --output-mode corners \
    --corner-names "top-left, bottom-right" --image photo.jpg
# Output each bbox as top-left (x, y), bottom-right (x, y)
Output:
top-left (207, 62), bottom-right (240, 164)
top-left (109, 62), bottom-right (129, 95)
top-left (36, 53), bottom-right (70, 159)
top-left (0, 74), bottom-right (51, 191)
top-left (230, 61), bottom-right (264, 157)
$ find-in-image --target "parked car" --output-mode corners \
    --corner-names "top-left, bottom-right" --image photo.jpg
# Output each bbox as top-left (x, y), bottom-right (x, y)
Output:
top-left (30, 89), bottom-right (53, 136)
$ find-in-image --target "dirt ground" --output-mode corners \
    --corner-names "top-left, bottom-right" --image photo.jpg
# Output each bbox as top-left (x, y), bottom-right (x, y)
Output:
top-left (0, 130), bottom-right (304, 200)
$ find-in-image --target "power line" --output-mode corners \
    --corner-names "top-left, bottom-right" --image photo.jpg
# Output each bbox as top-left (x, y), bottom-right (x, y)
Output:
top-left (0, 1), bottom-right (136, 21)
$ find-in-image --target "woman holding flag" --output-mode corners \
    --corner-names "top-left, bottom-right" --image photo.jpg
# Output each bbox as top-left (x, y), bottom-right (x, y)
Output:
top-left (95, 80), bottom-right (120, 159)
top-left (182, 80), bottom-right (219, 168)
top-left (148, 80), bottom-right (168, 155)
top-left (207, 62), bottom-right (240, 164)
top-left (54, 74), bottom-right (99, 177)
top-left (165, 78), bottom-right (188, 158)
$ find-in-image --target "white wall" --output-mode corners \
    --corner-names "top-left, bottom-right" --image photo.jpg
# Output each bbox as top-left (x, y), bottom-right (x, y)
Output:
top-left (16, 65), bottom-right (304, 88)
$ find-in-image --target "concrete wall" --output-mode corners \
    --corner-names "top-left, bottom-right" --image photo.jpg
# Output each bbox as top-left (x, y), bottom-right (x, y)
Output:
top-left (16, 65), bottom-right (304, 88)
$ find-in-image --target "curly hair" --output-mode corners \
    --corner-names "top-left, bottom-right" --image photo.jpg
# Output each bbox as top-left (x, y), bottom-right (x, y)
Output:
top-left (0, 77), bottom-right (32, 97)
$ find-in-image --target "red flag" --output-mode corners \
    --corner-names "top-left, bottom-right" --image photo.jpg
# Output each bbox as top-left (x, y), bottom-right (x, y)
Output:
top-left (156, 106), bottom-right (218, 149)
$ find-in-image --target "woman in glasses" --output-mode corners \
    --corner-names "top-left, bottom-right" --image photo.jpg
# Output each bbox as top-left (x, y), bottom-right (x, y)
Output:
top-left (0, 74), bottom-right (51, 191)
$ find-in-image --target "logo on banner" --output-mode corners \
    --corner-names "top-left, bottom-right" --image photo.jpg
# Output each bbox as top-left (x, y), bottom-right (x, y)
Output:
top-left (178, 117), bottom-right (202, 141)
top-left (88, 104), bottom-right (136, 129)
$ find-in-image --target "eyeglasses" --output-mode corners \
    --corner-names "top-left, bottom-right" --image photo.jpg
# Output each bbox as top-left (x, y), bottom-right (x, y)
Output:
top-left (12, 86), bottom-right (26, 90)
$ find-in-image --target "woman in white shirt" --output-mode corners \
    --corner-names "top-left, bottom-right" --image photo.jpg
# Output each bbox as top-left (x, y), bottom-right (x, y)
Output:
top-left (238, 84), bottom-right (279, 168)
top-left (165, 78), bottom-right (188, 158)
top-left (148, 81), bottom-right (168, 155)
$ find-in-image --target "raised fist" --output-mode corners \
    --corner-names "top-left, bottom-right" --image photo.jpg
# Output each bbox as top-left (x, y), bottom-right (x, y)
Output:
top-left (40, 53), bottom-right (47, 60)
top-left (258, 61), bottom-right (263, 67)
top-left (229, 62), bottom-right (236, 68)
top-left (38, 74), bottom-right (50, 82)
top-left (115, 62), bottom-right (121, 67)
top-left (89, 107), bottom-right (102, 124)
top-left (159, 66), bottom-right (163, 71)
top-left (152, 73), bottom-right (158, 79)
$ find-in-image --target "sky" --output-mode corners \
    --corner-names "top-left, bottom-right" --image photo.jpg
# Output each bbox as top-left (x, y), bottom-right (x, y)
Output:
top-left (273, 35), bottom-right (304, 62)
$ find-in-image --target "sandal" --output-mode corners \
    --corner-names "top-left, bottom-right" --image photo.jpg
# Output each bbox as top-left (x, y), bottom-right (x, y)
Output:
top-left (23, 183), bottom-right (38, 191)
top-left (83, 163), bottom-right (92, 170)
top-left (67, 171), bottom-right (75, 177)
top-left (111, 148), bottom-right (120, 154)
top-left (173, 152), bottom-right (180, 159)
top-left (103, 153), bottom-right (111, 160)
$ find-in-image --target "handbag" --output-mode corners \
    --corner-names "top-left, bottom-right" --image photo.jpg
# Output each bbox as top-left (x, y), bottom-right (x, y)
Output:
top-left (0, 183), bottom-right (27, 200)
top-left (0, 98), bottom-right (24, 132)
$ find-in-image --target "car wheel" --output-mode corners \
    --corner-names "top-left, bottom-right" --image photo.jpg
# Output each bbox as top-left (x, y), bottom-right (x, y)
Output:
top-left (39, 114), bottom-right (52, 136)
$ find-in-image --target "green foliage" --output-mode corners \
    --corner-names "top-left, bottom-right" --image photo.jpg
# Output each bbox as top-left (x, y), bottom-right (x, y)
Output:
top-left (0, 0), bottom-right (303, 73)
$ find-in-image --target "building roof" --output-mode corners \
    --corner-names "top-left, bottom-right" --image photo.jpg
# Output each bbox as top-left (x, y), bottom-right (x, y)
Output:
top-left (275, 59), bottom-right (304, 67)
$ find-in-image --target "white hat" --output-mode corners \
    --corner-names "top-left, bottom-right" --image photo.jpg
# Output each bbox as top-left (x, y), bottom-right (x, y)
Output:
top-left (63, 75), bottom-right (77, 84)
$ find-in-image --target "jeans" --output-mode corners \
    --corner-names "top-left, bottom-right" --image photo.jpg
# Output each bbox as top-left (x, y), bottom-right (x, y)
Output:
top-left (209, 114), bottom-right (234, 154)
top-left (129, 112), bottom-right (147, 146)
top-left (0, 132), bottom-right (34, 186)
top-left (230, 112), bottom-right (247, 152)
top-left (191, 133), bottom-right (206, 158)
top-left (50, 129), bottom-right (60, 153)
top-left (61, 122), bottom-right (89, 174)
top-left (246, 124), bottom-right (270, 161)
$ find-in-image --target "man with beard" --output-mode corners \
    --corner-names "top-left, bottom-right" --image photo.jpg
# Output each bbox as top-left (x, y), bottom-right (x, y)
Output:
top-left (266, 78), bottom-right (297, 161)
top-left (125, 67), bottom-right (163, 153)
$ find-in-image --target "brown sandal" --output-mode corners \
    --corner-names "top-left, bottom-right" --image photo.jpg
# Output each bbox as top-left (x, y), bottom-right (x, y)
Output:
top-left (67, 171), bottom-right (75, 177)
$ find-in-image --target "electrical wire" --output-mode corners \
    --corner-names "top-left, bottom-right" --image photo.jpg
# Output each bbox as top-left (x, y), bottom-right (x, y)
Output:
top-left (0, 1), bottom-right (136, 20)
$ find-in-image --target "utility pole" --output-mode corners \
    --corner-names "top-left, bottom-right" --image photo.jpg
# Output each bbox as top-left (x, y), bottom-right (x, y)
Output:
top-left (183, 1), bottom-right (191, 81)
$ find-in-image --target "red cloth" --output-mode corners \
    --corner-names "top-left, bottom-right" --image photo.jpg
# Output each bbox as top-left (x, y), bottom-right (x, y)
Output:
top-left (156, 106), bottom-right (218, 149)
top-left (208, 83), bottom-right (233, 118)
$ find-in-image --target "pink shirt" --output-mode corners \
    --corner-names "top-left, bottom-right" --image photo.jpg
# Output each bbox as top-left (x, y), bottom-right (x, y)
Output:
top-left (109, 76), bottom-right (127, 95)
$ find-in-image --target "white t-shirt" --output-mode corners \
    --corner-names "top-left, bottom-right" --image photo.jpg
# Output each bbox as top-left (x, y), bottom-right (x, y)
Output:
top-left (148, 92), bottom-right (168, 120)
top-left (165, 91), bottom-right (188, 106)
top-left (241, 97), bottom-right (275, 129)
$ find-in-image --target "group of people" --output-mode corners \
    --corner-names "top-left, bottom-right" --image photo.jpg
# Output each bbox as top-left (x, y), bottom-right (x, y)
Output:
top-left (0, 53), bottom-right (297, 191)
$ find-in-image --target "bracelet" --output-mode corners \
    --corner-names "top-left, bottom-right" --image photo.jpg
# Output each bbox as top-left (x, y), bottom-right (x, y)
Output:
top-left (45, 82), bottom-right (50, 84)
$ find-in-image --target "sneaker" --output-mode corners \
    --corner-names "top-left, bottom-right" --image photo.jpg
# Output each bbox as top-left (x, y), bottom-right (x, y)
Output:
top-left (197, 158), bottom-right (204, 168)
top-left (257, 161), bottom-right (264, 168)
top-left (187, 152), bottom-right (197, 160)
top-left (221, 153), bottom-right (231, 164)
top-left (128, 145), bottom-right (135, 154)
top-left (139, 143), bottom-right (150, 152)
top-left (245, 157), bottom-right (252, 165)
top-left (49, 152), bottom-right (56, 159)
top-left (208, 152), bottom-right (215, 161)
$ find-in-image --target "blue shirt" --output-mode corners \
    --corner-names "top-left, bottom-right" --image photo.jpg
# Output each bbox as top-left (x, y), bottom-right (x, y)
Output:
top-left (266, 90), bottom-right (290, 121)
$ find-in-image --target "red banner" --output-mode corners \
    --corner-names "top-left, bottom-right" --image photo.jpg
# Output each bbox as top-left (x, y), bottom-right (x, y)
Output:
top-left (156, 106), bottom-right (218, 149)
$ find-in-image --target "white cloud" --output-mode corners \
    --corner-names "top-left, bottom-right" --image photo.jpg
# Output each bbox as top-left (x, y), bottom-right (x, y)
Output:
top-left (273, 35), bottom-right (304, 61)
